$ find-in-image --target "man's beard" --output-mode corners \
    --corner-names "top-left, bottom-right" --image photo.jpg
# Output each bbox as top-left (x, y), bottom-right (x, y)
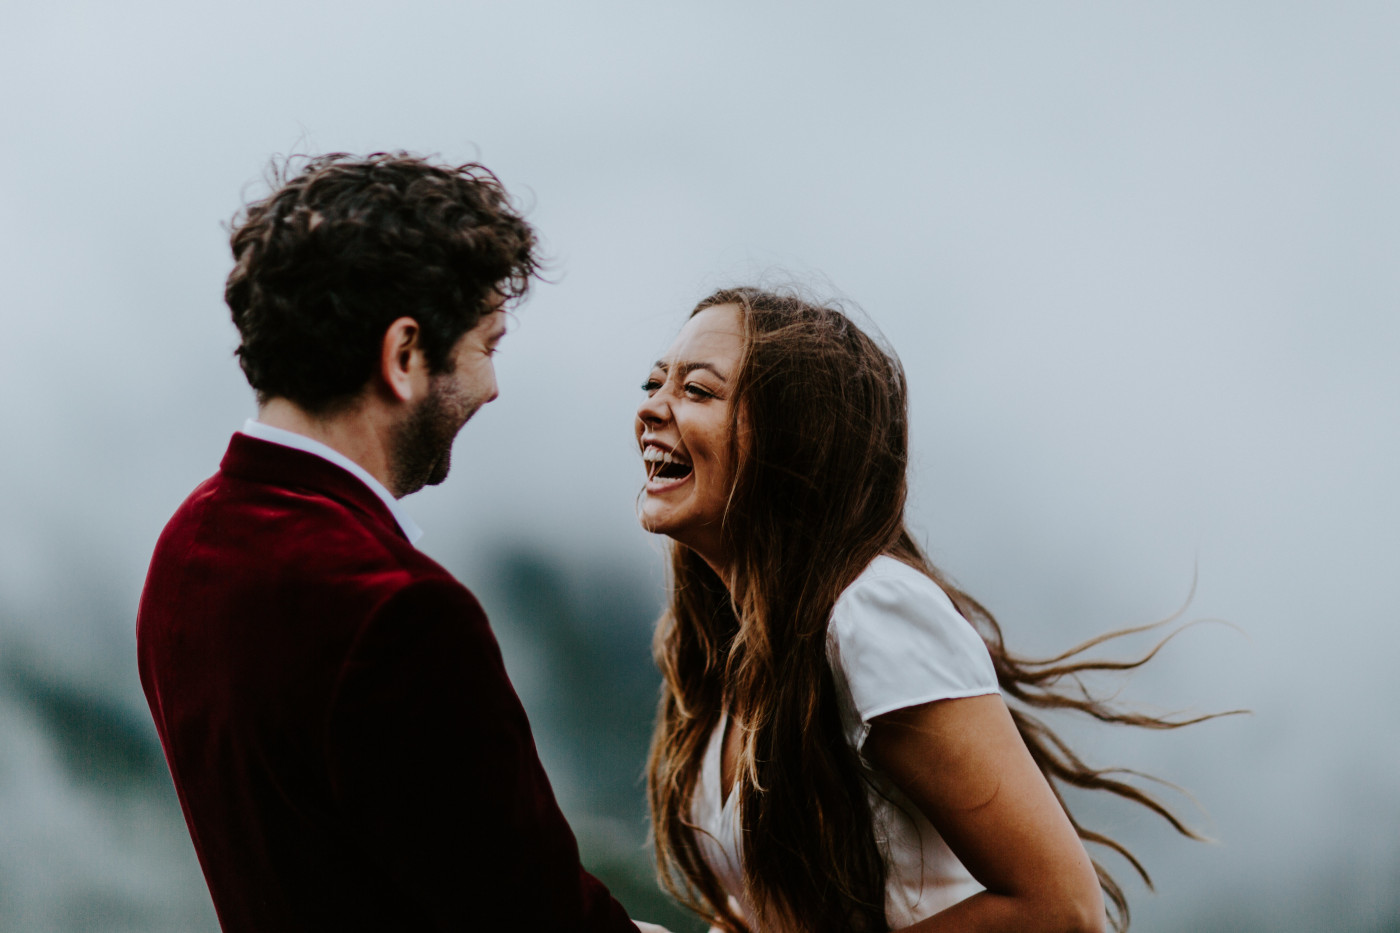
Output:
top-left (389, 377), bottom-right (482, 497)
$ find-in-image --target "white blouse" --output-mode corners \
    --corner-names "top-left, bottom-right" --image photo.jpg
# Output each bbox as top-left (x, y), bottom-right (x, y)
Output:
top-left (691, 556), bottom-right (1001, 929)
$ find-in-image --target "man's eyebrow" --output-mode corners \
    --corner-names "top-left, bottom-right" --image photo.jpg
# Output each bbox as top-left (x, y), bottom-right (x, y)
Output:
top-left (653, 360), bottom-right (729, 382)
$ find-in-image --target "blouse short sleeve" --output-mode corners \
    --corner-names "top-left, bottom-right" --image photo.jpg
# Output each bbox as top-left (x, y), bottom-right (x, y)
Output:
top-left (826, 556), bottom-right (1000, 751)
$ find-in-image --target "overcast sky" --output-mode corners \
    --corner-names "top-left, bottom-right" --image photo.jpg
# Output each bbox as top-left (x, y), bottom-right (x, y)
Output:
top-left (2, 3), bottom-right (1397, 929)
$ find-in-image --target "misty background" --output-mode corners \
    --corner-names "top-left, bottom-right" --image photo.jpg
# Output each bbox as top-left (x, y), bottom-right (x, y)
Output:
top-left (1, 2), bottom-right (1397, 931)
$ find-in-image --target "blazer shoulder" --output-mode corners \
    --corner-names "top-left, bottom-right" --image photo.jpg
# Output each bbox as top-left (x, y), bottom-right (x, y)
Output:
top-left (148, 465), bottom-right (462, 617)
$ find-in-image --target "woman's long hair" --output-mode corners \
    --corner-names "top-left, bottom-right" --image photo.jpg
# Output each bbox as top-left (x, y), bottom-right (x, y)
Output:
top-left (646, 287), bottom-right (1222, 933)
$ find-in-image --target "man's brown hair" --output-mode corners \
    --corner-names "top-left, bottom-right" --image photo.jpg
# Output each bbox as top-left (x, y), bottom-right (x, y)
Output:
top-left (225, 152), bottom-right (538, 411)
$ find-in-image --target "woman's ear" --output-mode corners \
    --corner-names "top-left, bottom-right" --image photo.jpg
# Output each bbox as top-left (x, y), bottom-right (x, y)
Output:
top-left (379, 316), bottom-right (428, 403)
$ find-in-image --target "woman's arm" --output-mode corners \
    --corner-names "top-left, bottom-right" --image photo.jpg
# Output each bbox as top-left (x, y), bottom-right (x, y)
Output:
top-left (863, 694), bottom-right (1106, 933)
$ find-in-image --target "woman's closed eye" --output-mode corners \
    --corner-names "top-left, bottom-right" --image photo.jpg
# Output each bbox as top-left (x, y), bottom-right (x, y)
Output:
top-left (640, 376), bottom-right (718, 401)
top-left (684, 383), bottom-right (718, 400)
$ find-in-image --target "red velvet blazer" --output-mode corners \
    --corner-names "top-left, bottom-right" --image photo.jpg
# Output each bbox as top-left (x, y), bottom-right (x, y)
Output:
top-left (137, 433), bottom-right (638, 932)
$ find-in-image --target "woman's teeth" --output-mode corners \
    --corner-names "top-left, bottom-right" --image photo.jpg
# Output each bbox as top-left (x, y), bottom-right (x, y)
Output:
top-left (643, 447), bottom-right (693, 481)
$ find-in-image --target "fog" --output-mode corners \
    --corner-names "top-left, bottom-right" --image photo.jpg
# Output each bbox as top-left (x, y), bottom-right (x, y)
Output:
top-left (1, 2), bottom-right (1397, 930)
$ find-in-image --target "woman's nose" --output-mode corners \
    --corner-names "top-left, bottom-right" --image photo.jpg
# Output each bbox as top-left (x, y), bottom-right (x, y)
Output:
top-left (637, 391), bottom-right (669, 426)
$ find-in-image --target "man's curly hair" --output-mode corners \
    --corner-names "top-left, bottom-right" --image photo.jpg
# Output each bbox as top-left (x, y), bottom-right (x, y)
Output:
top-left (225, 152), bottom-right (539, 411)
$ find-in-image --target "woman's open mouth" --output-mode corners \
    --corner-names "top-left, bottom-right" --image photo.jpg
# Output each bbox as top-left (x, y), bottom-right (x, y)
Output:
top-left (643, 445), bottom-right (693, 487)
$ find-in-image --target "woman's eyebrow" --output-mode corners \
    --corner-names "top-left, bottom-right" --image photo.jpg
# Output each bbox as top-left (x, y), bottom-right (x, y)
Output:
top-left (653, 360), bottom-right (729, 382)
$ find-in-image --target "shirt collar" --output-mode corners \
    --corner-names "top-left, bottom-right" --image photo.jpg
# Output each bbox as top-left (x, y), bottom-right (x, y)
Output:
top-left (239, 418), bottom-right (424, 546)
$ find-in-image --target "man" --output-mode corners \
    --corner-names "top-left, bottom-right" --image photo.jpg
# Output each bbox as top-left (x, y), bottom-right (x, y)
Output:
top-left (137, 153), bottom-right (667, 932)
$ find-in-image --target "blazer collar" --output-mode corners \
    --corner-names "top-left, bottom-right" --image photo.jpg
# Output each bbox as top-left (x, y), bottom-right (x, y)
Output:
top-left (219, 433), bottom-right (414, 544)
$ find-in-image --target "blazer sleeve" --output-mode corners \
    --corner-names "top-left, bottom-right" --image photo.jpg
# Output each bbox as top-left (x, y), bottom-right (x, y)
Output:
top-left (325, 577), bottom-right (639, 932)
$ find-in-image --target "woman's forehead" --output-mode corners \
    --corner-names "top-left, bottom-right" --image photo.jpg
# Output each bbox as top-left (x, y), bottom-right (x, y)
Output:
top-left (663, 304), bottom-right (745, 364)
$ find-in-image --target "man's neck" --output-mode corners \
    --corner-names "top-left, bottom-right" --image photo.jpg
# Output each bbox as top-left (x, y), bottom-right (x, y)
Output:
top-left (257, 397), bottom-right (398, 496)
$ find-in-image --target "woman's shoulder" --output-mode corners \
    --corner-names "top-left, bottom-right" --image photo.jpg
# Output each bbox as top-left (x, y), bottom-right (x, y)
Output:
top-left (828, 555), bottom-right (998, 715)
top-left (833, 555), bottom-right (961, 623)
top-left (854, 553), bottom-right (935, 583)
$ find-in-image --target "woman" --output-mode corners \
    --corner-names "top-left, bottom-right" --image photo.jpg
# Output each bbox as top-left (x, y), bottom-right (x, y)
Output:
top-left (636, 288), bottom-right (1217, 933)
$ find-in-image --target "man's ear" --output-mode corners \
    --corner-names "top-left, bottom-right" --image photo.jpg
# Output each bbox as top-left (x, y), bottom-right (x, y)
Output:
top-left (379, 317), bottom-right (428, 403)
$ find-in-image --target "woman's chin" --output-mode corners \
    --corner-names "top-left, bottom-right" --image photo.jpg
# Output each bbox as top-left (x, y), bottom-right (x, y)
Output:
top-left (640, 521), bottom-right (683, 543)
top-left (638, 509), bottom-right (690, 550)
top-left (637, 502), bottom-right (670, 536)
